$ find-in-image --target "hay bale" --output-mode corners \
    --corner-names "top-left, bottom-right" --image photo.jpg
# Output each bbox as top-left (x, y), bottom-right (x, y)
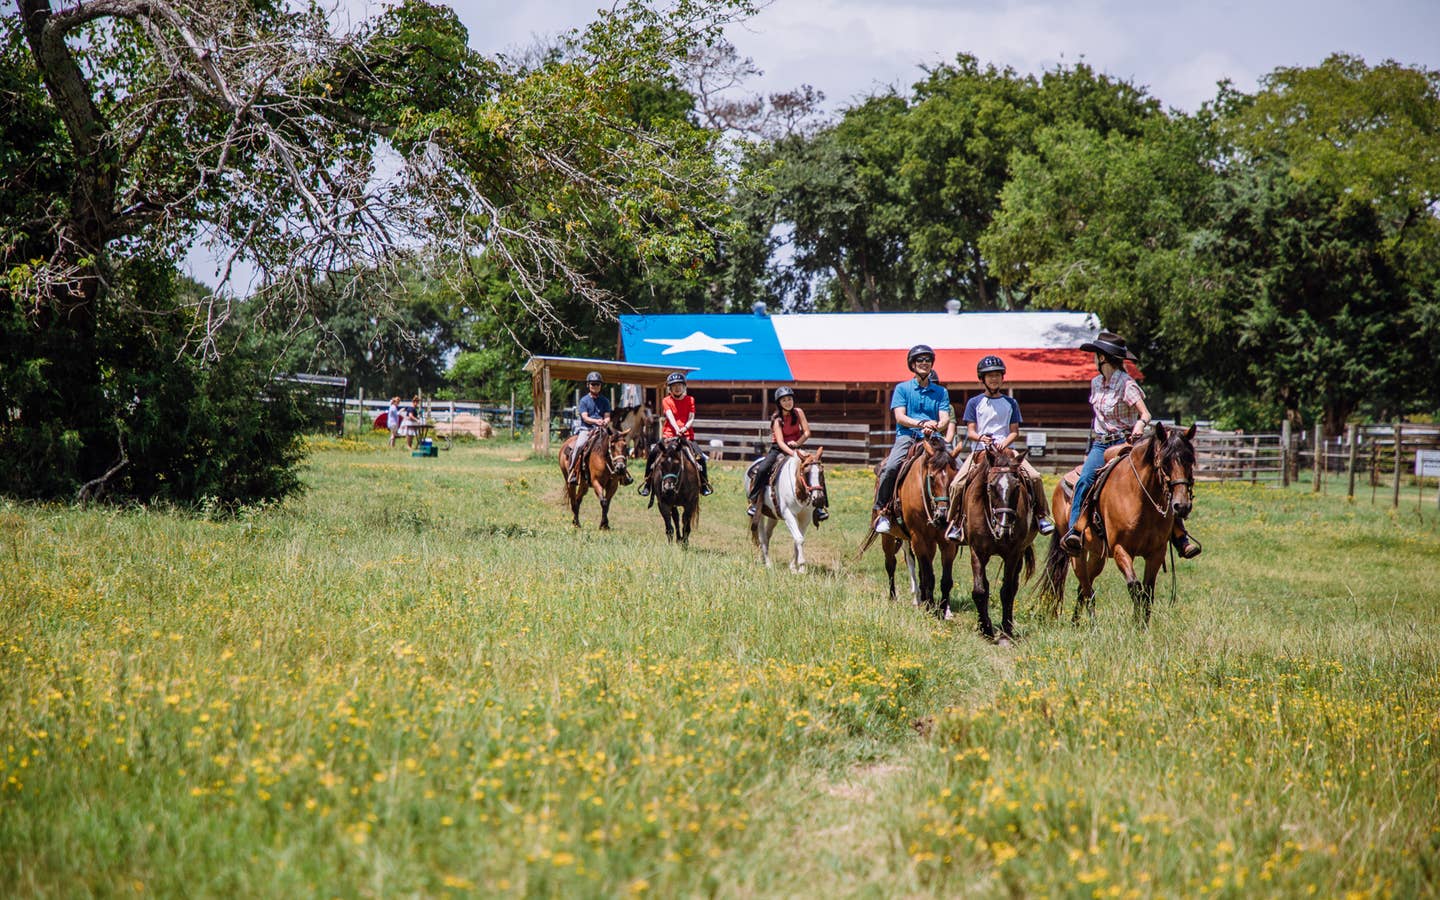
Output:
top-left (435, 413), bottom-right (493, 439)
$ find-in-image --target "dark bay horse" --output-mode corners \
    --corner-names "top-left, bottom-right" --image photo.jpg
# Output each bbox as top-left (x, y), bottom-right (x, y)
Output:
top-left (1038, 423), bottom-right (1196, 626)
top-left (960, 445), bottom-right (1038, 644)
top-left (558, 426), bottom-right (632, 529)
top-left (649, 437), bottom-right (701, 545)
top-left (862, 436), bottom-right (959, 618)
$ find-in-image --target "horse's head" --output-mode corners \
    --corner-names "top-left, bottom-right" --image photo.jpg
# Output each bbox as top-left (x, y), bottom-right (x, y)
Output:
top-left (1146, 422), bottom-right (1196, 519)
top-left (798, 447), bottom-right (827, 508)
top-left (981, 445), bottom-right (1030, 539)
top-left (656, 438), bottom-right (685, 499)
top-left (921, 436), bottom-right (957, 528)
top-left (606, 426), bottom-right (630, 477)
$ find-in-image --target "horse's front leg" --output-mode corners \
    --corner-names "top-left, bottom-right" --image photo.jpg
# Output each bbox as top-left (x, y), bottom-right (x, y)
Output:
top-left (780, 508), bottom-right (807, 573)
top-left (970, 549), bottom-right (994, 640)
top-left (1137, 553), bottom-right (1164, 627)
top-left (592, 477), bottom-right (612, 530)
top-left (1112, 545), bottom-right (1146, 627)
top-left (569, 481), bottom-right (584, 528)
top-left (998, 554), bottom-right (1022, 644)
top-left (939, 539), bottom-right (958, 620)
top-left (1072, 552), bottom-right (1100, 626)
top-left (916, 543), bottom-right (939, 618)
top-left (661, 504), bottom-right (675, 542)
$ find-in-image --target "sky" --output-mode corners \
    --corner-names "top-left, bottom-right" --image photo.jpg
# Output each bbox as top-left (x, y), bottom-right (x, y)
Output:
top-left (354, 0), bottom-right (1440, 113)
top-left (188, 0), bottom-right (1440, 289)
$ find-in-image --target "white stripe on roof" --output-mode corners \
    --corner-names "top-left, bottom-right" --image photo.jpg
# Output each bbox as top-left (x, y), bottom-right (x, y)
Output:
top-left (769, 311), bottom-right (1100, 350)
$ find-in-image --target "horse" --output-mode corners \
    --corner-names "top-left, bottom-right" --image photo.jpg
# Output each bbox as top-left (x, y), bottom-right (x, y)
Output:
top-left (648, 437), bottom-right (701, 545)
top-left (557, 425), bottom-right (633, 529)
top-left (861, 436), bottom-right (960, 618)
top-left (958, 445), bottom-right (1038, 644)
top-left (747, 448), bottom-right (828, 572)
top-left (615, 405), bottom-right (653, 458)
top-left (1037, 423), bottom-right (1196, 627)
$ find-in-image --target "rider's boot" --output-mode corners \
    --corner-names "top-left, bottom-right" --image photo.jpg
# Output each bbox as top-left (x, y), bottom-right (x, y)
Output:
top-left (1171, 532), bottom-right (1202, 559)
top-left (944, 517), bottom-right (963, 543)
top-left (1035, 513), bottom-right (1055, 535)
top-left (1060, 527), bottom-right (1084, 556)
top-left (813, 507), bottom-right (829, 524)
top-left (699, 456), bottom-right (714, 496)
top-left (638, 446), bottom-right (656, 495)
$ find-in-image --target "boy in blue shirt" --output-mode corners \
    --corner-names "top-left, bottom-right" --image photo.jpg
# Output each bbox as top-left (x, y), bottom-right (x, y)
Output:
top-left (566, 372), bottom-right (612, 485)
top-left (943, 355), bottom-right (1054, 542)
top-left (873, 345), bottom-right (952, 534)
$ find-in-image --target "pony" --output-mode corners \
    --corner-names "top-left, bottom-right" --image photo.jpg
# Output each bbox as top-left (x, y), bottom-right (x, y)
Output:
top-left (958, 445), bottom-right (1038, 644)
top-left (861, 436), bottom-right (960, 618)
top-left (557, 425), bottom-right (632, 529)
top-left (1038, 423), bottom-right (1196, 627)
top-left (648, 437), bottom-right (701, 545)
top-left (747, 448), bottom-right (828, 572)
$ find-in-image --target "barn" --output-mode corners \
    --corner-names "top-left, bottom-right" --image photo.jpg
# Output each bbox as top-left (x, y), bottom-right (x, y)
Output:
top-left (618, 309), bottom-right (1110, 433)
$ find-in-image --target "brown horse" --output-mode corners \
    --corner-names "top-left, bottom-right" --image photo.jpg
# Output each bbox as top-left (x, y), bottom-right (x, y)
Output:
top-left (558, 426), bottom-right (632, 529)
top-left (649, 437), bottom-right (701, 545)
top-left (863, 436), bottom-right (960, 618)
top-left (960, 445), bottom-right (1038, 644)
top-left (1038, 423), bottom-right (1196, 626)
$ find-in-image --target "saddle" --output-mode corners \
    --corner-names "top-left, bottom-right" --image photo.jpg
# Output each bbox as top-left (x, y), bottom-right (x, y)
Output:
top-left (881, 440), bottom-right (936, 530)
top-left (1059, 442), bottom-right (1133, 533)
top-left (745, 455), bottom-right (789, 519)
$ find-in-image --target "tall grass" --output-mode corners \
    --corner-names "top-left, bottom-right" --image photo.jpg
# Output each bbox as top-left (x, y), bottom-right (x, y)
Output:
top-left (2, 437), bottom-right (1437, 896)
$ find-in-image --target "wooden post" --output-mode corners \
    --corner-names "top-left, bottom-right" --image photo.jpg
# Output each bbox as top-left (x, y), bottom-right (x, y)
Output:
top-left (531, 365), bottom-right (551, 455)
top-left (1345, 424), bottom-right (1358, 499)
top-left (1312, 423), bottom-right (1323, 492)
top-left (355, 387), bottom-right (363, 437)
top-left (1280, 419), bottom-right (1292, 487)
top-left (1391, 422), bottom-right (1402, 508)
top-left (509, 389), bottom-right (517, 441)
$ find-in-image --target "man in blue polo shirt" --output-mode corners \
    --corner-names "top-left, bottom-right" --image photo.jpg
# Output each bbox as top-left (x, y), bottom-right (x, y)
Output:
top-left (873, 344), bottom-right (952, 534)
top-left (566, 371), bottom-right (612, 485)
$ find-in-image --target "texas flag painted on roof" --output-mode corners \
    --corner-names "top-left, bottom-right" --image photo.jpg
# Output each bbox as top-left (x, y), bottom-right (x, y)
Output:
top-left (619, 311), bottom-right (1107, 384)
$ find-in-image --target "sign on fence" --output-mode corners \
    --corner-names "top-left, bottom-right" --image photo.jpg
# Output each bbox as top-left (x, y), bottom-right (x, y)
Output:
top-left (1416, 449), bottom-right (1440, 478)
top-left (1025, 431), bottom-right (1048, 457)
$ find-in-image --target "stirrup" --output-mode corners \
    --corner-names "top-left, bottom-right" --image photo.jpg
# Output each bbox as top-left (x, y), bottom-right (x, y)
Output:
top-left (747, 503), bottom-right (757, 517)
top-left (637, 483), bottom-right (650, 496)
top-left (701, 483), bottom-right (714, 496)
top-left (874, 515), bottom-right (891, 534)
top-left (944, 522), bottom-right (963, 543)
top-left (1036, 516), bottom-right (1055, 535)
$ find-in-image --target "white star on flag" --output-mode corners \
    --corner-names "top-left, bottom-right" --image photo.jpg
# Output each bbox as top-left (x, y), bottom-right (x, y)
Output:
top-left (644, 331), bottom-right (752, 355)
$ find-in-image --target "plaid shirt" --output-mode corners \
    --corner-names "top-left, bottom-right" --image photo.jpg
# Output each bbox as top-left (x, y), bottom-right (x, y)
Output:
top-left (1089, 371), bottom-right (1145, 437)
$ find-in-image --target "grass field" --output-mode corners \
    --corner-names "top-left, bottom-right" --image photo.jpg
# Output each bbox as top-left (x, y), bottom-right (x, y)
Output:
top-left (2, 436), bottom-right (1438, 897)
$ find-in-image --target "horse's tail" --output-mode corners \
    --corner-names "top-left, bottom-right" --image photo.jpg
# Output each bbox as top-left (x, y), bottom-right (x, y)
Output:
top-left (687, 500), bottom-right (700, 533)
top-left (855, 525), bottom-right (881, 560)
top-left (1035, 528), bottom-right (1069, 619)
top-left (1023, 544), bottom-right (1036, 583)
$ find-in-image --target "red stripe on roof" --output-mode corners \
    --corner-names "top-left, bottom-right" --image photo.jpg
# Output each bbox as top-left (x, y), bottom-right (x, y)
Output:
top-left (784, 349), bottom-right (1109, 384)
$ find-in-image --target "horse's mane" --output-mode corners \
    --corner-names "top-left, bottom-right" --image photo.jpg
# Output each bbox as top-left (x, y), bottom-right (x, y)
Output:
top-left (927, 437), bottom-right (955, 470)
top-left (1151, 428), bottom-right (1194, 473)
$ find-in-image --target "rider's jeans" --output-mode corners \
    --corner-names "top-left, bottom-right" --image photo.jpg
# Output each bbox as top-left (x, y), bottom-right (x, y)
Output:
top-left (875, 434), bottom-right (917, 511)
top-left (1067, 439), bottom-right (1112, 531)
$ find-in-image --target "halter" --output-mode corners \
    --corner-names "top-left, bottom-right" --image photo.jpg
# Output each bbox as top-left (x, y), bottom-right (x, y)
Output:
top-left (800, 455), bottom-right (826, 503)
top-left (605, 434), bottom-right (629, 476)
top-left (920, 446), bottom-right (951, 525)
top-left (982, 460), bottom-right (1023, 539)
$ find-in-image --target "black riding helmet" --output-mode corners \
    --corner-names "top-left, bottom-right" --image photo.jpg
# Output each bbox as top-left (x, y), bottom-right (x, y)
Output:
top-left (906, 344), bottom-right (935, 372)
top-left (666, 371), bottom-right (687, 386)
top-left (774, 386), bottom-right (795, 402)
top-left (585, 371), bottom-right (603, 384)
top-left (976, 355), bottom-right (1006, 377)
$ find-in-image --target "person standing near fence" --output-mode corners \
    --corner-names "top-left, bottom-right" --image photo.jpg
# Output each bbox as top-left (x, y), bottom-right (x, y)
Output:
top-left (386, 396), bottom-right (402, 448)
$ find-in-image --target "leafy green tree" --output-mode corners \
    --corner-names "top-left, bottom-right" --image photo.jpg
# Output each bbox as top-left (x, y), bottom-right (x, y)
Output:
top-left (3, 0), bottom-right (752, 501)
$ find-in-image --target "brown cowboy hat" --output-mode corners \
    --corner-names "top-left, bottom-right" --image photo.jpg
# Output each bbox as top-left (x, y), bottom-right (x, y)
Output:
top-left (1079, 331), bottom-right (1139, 361)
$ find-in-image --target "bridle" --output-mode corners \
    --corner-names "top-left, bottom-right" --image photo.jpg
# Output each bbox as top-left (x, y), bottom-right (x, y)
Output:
top-left (982, 457), bottom-right (1025, 539)
top-left (797, 453), bottom-right (826, 506)
top-left (1128, 439), bottom-right (1195, 517)
top-left (918, 440), bottom-right (953, 527)
top-left (604, 431), bottom-right (629, 476)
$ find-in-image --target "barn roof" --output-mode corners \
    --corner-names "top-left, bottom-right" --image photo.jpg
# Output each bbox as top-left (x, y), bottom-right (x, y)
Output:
top-left (617, 311), bottom-right (1110, 386)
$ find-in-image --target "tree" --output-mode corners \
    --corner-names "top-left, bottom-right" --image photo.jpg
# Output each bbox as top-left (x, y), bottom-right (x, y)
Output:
top-left (2, 0), bottom-right (753, 500)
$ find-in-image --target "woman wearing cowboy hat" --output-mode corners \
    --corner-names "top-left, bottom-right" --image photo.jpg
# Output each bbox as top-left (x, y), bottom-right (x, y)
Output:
top-left (1060, 332), bottom-right (1201, 559)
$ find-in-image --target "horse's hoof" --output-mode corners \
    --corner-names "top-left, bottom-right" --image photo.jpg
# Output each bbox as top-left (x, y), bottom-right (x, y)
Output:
top-left (996, 634), bottom-right (1013, 648)
top-left (943, 608), bottom-right (954, 621)
top-left (796, 564), bottom-right (806, 574)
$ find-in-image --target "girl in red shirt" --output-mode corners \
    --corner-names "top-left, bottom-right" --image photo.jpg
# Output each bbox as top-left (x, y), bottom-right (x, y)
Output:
top-left (640, 372), bottom-right (713, 496)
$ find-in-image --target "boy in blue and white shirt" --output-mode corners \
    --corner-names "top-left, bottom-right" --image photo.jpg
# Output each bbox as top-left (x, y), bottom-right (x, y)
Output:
top-left (943, 356), bottom-right (1054, 542)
